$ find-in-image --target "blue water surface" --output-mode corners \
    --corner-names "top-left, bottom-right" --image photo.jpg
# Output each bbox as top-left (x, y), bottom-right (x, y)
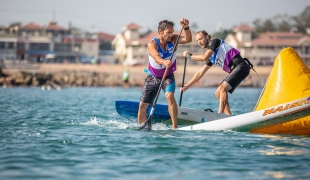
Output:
top-left (0, 87), bottom-right (309, 180)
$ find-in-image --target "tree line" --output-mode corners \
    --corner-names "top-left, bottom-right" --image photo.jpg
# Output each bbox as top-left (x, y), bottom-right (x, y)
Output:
top-left (212, 6), bottom-right (310, 39)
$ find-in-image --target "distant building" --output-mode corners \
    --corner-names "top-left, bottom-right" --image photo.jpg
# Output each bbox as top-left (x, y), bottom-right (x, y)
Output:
top-left (225, 24), bottom-right (310, 65)
top-left (112, 22), bottom-right (204, 66)
top-left (97, 32), bottom-right (115, 64)
top-left (0, 33), bottom-right (17, 61)
top-left (18, 22), bottom-right (57, 62)
top-left (17, 21), bottom-right (99, 63)
top-left (0, 21), bottom-right (115, 64)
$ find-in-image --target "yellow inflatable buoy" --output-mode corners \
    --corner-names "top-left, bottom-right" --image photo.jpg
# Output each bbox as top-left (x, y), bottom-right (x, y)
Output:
top-left (252, 47), bottom-right (310, 135)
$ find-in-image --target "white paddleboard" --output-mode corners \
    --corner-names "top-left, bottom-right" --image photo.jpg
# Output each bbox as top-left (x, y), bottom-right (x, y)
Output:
top-left (179, 96), bottom-right (310, 131)
top-left (178, 106), bottom-right (228, 123)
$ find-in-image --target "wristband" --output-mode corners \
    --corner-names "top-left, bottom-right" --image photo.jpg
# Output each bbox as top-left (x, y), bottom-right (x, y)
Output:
top-left (187, 53), bottom-right (192, 59)
top-left (184, 26), bottom-right (190, 30)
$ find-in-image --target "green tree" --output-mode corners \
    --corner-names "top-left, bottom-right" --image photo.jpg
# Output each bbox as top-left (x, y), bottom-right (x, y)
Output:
top-left (212, 29), bottom-right (233, 39)
top-left (190, 22), bottom-right (199, 33)
top-left (252, 18), bottom-right (265, 34)
top-left (292, 6), bottom-right (310, 33)
top-left (263, 19), bottom-right (275, 32)
top-left (252, 6), bottom-right (310, 34)
top-left (273, 14), bottom-right (292, 31)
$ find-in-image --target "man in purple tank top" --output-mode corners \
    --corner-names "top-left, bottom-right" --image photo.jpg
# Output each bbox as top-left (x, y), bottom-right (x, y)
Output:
top-left (138, 18), bottom-right (192, 129)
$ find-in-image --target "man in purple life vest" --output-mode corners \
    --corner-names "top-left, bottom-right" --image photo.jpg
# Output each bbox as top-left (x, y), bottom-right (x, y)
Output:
top-left (181, 30), bottom-right (251, 116)
top-left (138, 18), bottom-right (192, 129)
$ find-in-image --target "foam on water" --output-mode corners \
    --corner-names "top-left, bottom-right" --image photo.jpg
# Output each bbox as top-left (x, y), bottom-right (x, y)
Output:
top-left (151, 123), bottom-right (170, 130)
top-left (81, 117), bottom-right (171, 131)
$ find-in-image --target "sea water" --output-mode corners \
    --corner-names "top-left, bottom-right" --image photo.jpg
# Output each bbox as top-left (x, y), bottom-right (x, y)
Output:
top-left (0, 87), bottom-right (309, 179)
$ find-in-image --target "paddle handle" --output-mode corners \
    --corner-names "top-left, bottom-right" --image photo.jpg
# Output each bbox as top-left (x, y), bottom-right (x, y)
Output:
top-left (179, 57), bottom-right (187, 106)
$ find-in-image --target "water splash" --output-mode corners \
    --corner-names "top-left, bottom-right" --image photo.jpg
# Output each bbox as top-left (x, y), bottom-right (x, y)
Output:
top-left (80, 116), bottom-right (101, 125)
top-left (80, 117), bottom-right (171, 131)
top-left (80, 116), bottom-right (140, 130)
top-left (151, 123), bottom-right (170, 130)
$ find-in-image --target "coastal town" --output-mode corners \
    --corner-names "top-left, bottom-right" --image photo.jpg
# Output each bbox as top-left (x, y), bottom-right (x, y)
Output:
top-left (1, 2), bottom-right (310, 179)
top-left (0, 12), bottom-right (309, 88)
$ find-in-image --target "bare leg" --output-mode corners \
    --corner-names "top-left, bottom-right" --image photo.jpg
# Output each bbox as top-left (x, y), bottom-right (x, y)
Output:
top-left (223, 100), bottom-right (231, 115)
top-left (137, 101), bottom-right (150, 124)
top-left (165, 92), bottom-right (178, 129)
top-left (215, 82), bottom-right (232, 116)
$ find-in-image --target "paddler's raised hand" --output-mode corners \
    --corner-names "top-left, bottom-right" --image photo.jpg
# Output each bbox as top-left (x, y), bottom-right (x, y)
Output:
top-left (180, 18), bottom-right (189, 28)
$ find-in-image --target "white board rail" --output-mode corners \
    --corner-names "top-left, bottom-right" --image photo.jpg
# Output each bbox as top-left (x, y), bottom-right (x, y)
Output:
top-left (179, 96), bottom-right (310, 131)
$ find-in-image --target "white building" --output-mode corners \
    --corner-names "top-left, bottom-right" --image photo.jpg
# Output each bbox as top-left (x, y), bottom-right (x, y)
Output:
top-left (112, 22), bottom-right (204, 66)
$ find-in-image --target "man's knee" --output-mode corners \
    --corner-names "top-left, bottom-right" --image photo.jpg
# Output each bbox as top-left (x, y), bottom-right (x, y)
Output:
top-left (165, 92), bottom-right (175, 101)
top-left (219, 82), bottom-right (232, 93)
top-left (139, 102), bottom-right (149, 111)
top-left (215, 83), bottom-right (229, 98)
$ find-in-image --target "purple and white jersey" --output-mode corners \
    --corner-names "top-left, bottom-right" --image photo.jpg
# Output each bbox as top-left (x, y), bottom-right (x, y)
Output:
top-left (208, 38), bottom-right (240, 73)
top-left (148, 37), bottom-right (177, 78)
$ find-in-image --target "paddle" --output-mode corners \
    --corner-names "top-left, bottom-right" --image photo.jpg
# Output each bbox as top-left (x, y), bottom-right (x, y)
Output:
top-left (179, 57), bottom-right (187, 106)
top-left (139, 26), bottom-right (185, 131)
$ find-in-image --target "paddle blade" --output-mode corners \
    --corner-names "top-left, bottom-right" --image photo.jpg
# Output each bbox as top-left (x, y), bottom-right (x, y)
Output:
top-left (138, 116), bottom-right (152, 131)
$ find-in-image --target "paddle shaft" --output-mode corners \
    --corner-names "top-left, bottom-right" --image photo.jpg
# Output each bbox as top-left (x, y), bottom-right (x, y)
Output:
top-left (139, 26), bottom-right (184, 130)
top-left (179, 57), bottom-right (187, 106)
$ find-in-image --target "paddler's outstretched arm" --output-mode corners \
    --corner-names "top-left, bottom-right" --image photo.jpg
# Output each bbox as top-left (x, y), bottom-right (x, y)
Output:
top-left (183, 49), bottom-right (214, 61)
top-left (180, 64), bottom-right (211, 92)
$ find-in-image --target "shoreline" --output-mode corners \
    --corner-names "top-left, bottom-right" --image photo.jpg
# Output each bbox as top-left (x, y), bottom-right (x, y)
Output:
top-left (1, 63), bottom-right (272, 88)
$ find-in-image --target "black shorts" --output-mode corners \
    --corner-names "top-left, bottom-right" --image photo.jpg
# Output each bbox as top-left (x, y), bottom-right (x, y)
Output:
top-left (140, 74), bottom-right (175, 104)
top-left (223, 61), bottom-right (250, 93)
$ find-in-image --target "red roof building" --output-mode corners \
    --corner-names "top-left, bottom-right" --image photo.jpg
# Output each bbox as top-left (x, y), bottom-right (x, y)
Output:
top-left (225, 24), bottom-right (310, 66)
top-left (122, 23), bottom-right (142, 30)
top-left (97, 32), bottom-right (115, 42)
top-left (46, 21), bottom-right (66, 31)
top-left (22, 22), bottom-right (44, 29)
top-left (251, 32), bottom-right (305, 46)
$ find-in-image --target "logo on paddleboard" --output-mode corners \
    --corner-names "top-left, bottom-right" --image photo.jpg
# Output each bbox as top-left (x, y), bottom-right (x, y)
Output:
top-left (262, 98), bottom-right (310, 116)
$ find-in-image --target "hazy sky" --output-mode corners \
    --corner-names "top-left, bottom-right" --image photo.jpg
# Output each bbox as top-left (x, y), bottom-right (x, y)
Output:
top-left (0, 0), bottom-right (309, 35)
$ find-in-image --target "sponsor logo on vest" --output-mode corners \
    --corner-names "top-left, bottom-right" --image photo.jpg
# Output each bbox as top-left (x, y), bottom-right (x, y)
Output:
top-left (262, 98), bottom-right (310, 116)
top-left (168, 47), bottom-right (173, 53)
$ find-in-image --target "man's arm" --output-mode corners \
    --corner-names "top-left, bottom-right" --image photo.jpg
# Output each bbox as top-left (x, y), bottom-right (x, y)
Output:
top-left (180, 64), bottom-right (211, 92)
top-left (175, 18), bottom-right (192, 44)
top-left (177, 28), bottom-right (192, 44)
top-left (148, 40), bottom-right (172, 67)
top-left (184, 49), bottom-right (214, 61)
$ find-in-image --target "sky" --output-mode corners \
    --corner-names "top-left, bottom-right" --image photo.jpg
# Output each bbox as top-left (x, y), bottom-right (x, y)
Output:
top-left (0, 0), bottom-right (309, 35)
